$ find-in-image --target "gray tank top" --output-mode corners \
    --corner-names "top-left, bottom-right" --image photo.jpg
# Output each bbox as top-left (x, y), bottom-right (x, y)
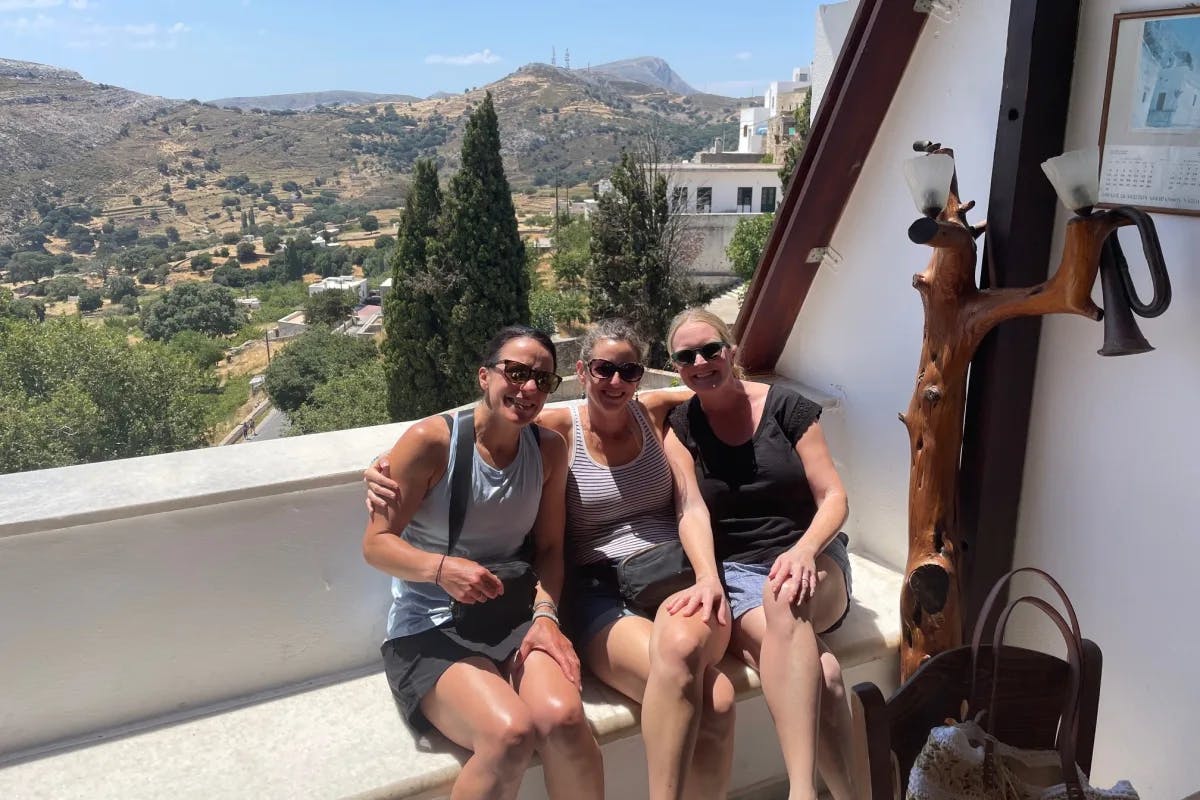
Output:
top-left (386, 413), bottom-right (543, 640)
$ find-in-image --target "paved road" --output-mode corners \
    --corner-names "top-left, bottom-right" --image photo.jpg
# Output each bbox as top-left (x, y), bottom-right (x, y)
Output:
top-left (248, 408), bottom-right (288, 442)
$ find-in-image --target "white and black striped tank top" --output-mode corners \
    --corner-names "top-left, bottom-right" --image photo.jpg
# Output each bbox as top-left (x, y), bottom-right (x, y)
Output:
top-left (565, 400), bottom-right (678, 566)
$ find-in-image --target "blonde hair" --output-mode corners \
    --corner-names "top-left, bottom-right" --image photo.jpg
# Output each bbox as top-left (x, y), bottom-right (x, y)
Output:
top-left (666, 307), bottom-right (746, 378)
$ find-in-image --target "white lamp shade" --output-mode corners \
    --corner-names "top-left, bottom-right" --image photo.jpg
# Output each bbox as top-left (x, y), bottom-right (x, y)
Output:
top-left (1041, 147), bottom-right (1099, 213)
top-left (902, 153), bottom-right (955, 217)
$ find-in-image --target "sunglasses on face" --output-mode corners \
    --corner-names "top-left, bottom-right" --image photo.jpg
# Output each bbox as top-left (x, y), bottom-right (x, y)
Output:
top-left (491, 359), bottom-right (562, 394)
top-left (670, 341), bottom-right (728, 367)
top-left (587, 358), bottom-right (646, 383)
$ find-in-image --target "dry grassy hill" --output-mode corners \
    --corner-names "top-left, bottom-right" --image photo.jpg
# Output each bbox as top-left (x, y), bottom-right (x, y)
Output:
top-left (0, 58), bottom-right (749, 239)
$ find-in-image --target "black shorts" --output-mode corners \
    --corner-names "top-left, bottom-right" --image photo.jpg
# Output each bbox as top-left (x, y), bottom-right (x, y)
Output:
top-left (381, 619), bottom-right (533, 733)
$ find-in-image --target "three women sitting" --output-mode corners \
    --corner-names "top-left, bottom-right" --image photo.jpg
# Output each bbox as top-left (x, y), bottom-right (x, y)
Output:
top-left (364, 311), bottom-right (856, 800)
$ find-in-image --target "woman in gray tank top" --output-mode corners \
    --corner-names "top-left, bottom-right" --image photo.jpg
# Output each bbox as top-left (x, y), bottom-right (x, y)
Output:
top-left (363, 326), bottom-right (602, 800)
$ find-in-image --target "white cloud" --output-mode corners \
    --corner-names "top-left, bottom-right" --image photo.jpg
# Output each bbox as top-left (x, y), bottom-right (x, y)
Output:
top-left (59, 18), bottom-right (189, 49)
top-left (67, 0), bottom-right (90, 9)
top-left (424, 48), bottom-right (501, 66)
top-left (0, 12), bottom-right (55, 31)
top-left (0, 0), bottom-right (60, 11)
top-left (735, 51), bottom-right (752, 61)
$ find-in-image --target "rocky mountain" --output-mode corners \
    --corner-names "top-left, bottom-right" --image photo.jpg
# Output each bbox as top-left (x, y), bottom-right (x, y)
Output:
top-left (209, 90), bottom-right (420, 112)
top-left (588, 57), bottom-right (698, 95)
top-left (0, 58), bottom-right (742, 237)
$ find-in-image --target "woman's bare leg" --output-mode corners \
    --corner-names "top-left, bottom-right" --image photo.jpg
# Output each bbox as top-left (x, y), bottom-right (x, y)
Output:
top-left (814, 639), bottom-right (858, 800)
top-left (419, 657), bottom-right (537, 800)
top-left (585, 614), bottom-right (735, 800)
top-left (512, 649), bottom-right (604, 800)
top-left (730, 556), bottom-right (849, 800)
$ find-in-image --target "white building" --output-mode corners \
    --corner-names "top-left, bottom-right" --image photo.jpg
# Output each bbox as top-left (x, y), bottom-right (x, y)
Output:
top-left (764, 69), bottom-right (812, 118)
top-left (307, 275), bottom-right (367, 302)
top-left (737, 106), bottom-right (770, 154)
top-left (665, 163), bottom-right (782, 215)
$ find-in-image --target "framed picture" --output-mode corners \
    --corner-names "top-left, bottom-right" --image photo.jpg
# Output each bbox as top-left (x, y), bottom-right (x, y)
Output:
top-left (1099, 7), bottom-right (1200, 215)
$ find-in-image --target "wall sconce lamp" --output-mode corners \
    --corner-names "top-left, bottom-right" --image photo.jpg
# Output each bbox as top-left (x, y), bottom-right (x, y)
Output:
top-left (903, 150), bottom-right (956, 218)
top-left (1041, 146), bottom-right (1171, 356)
top-left (895, 140), bottom-right (1173, 679)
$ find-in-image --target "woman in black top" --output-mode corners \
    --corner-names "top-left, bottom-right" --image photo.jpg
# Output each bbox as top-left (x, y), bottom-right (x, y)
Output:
top-left (661, 308), bottom-right (857, 800)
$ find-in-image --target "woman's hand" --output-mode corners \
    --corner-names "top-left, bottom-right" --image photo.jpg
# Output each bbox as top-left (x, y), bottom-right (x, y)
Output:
top-left (768, 544), bottom-right (820, 606)
top-left (516, 617), bottom-right (582, 691)
top-left (363, 456), bottom-right (399, 515)
top-left (437, 557), bottom-right (504, 604)
top-left (664, 574), bottom-right (728, 625)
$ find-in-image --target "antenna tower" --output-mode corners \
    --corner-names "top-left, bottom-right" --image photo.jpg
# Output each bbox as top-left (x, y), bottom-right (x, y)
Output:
top-left (551, 47), bottom-right (556, 67)
top-left (564, 49), bottom-right (571, 70)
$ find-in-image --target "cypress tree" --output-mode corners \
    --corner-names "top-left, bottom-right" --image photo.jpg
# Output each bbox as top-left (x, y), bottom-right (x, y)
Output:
top-left (588, 147), bottom-right (708, 367)
top-left (382, 159), bottom-right (452, 420)
top-left (434, 92), bottom-right (529, 402)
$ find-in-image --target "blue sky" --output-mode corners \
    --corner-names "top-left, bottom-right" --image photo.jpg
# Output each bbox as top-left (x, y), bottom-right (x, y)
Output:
top-left (0, 0), bottom-right (822, 100)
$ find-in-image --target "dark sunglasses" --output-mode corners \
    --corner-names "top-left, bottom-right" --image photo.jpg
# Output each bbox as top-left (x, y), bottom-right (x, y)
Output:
top-left (670, 341), bottom-right (727, 366)
top-left (491, 359), bottom-right (562, 394)
top-left (587, 358), bottom-right (646, 383)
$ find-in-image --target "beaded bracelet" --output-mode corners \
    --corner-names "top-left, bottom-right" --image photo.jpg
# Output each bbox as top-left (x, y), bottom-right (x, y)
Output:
top-left (533, 599), bottom-right (557, 613)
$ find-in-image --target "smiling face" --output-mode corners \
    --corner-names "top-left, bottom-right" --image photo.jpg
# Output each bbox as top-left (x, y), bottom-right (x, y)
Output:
top-left (577, 337), bottom-right (643, 413)
top-left (670, 321), bottom-right (733, 394)
top-left (479, 336), bottom-right (556, 425)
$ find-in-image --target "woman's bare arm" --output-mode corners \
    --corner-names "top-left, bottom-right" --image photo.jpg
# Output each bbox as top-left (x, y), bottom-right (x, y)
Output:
top-left (662, 427), bottom-right (727, 623)
top-left (361, 416), bottom-right (502, 602)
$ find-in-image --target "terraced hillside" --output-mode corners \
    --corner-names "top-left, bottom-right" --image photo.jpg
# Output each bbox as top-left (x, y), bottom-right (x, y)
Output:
top-left (0, 58), bottom-right (748, 238)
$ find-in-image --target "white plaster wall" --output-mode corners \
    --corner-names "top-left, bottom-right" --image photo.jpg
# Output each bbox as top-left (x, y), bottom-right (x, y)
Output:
top-left (669, 167), bottom-right (781, 214)
top-left (0, 423), bottom-right (408, 758)
top-left (1011, 2), bottom-right (1200, 797)
top-left (775, 1), bottom-right (1009, 570)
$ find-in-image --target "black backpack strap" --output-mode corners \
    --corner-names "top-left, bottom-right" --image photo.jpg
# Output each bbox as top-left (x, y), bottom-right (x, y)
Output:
top-left (446, 408), bottom-right (475, 555)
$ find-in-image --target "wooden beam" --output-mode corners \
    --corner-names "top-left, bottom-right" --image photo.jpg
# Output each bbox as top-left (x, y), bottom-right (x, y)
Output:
top-left (957, 0), bottom-right (1083, 633)
top-left (735, 0), bottom-right (928, 372)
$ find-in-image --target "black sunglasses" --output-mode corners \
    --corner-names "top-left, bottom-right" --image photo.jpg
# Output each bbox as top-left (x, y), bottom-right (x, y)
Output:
top-left (670, 341), bottom-right (727, 366)
top-left (491, 359), bottom-right (562, 394)
top-left (587, 358), bottom-right (646, 383)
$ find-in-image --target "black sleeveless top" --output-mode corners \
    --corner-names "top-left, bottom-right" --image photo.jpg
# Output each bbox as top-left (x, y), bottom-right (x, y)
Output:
top-left (668, 385), bottom-right (823, 564)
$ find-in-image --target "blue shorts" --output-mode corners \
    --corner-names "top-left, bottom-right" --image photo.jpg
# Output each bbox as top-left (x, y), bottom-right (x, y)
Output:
top-left (724, 532), bottom-right (853, 634)
top-left (571, 574), bottom-right (647, 646)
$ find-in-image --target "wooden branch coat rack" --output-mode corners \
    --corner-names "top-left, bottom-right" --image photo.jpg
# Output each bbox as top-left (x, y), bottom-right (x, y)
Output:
top-left (898, 150), bottom-right (1134, 679)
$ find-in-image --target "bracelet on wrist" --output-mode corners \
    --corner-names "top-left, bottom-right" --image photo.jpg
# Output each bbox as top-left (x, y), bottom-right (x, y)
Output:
top-left (531, 609), bottom-right (560, 626)
top-left (434, 554), bottom-right (447, 586)
top-left (533, 599), bottom-right (557, 613)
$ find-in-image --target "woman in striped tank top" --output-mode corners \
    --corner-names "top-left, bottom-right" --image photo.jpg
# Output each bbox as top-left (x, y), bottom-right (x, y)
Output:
top-left (534, 319), bottom-right (736, 800)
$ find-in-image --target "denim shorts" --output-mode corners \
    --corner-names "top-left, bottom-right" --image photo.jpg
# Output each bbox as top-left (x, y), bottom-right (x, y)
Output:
top-left (724, 532), bottom-right (853, 634)
top-left (571, 573), bottom-right (648, 646)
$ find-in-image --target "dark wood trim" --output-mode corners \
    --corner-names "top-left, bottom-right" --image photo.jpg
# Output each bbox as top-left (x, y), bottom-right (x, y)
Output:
top-left (958, 0), bottom-right (1083, 633)
top-left (734, 0), bottom-right (928, 372)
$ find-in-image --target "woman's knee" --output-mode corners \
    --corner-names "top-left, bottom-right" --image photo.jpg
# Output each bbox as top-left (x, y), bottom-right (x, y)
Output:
top-left (651, 619), bottom-right (709, 675)
top-left (475, 708), bottom-right (537, 763)
top-left (527, 690), bottom-right (590, 741)
top-left (761, 585), bottom-right (813, 634)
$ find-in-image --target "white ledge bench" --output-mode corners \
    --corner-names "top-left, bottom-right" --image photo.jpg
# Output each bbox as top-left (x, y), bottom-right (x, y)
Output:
top-left (0, 387), bottom-right (902, 799)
